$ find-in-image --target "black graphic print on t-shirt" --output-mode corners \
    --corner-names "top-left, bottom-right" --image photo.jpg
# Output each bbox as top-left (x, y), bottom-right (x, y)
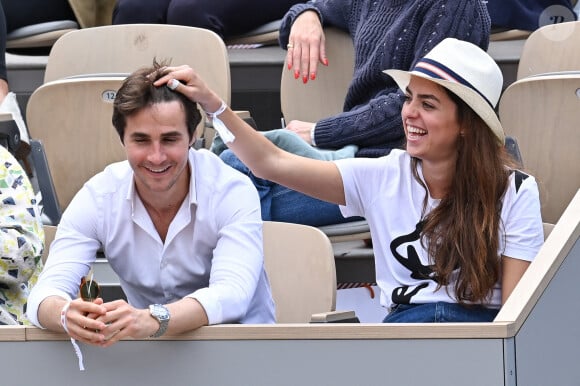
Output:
top-left (390, 221), bottom-right (437, 304)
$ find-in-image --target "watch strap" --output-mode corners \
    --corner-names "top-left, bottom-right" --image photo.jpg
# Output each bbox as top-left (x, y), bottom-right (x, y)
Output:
top-left (149, 304), bottom-right (170, 338)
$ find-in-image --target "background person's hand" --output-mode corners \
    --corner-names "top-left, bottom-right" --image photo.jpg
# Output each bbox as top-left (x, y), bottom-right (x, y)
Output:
top-left (285, 120), bottom-right (316, 144)
top-left (286, 10), bottom-right (328, 84)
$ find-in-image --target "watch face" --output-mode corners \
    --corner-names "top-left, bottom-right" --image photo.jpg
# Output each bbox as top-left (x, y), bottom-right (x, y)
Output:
top-left (151, 304), bottom-right (170, 321)
top-left (149, 304), bottom-right (169, 322)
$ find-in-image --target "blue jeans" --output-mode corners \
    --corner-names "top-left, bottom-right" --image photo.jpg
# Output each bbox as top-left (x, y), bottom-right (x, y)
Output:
top-left (383, 302), bottom-right (499, 323)
top-left (220, 149), bottom-right (358, 226)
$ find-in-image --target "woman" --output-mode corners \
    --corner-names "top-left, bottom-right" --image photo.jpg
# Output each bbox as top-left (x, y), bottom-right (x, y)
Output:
top-left (218, 0), bottom-right (491, 227)
top-left (155, 38), bottom-right (544, 322)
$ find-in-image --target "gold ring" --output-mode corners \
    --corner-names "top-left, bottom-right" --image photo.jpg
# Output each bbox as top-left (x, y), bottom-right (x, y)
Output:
top-left (287, 43), bottom-right (294, 49)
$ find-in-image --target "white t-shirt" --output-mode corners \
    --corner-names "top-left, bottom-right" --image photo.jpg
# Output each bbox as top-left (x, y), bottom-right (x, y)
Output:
top-left (336, 149), bottom-right (544, 310)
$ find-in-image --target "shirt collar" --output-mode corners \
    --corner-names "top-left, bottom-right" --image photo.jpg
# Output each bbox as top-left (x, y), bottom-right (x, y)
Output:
top-left (125, 148), bottom-right (199, 213)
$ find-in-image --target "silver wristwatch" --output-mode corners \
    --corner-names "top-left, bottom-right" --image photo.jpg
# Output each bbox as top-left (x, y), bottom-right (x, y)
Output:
top-left (149, 304), bottom-right (170, 338)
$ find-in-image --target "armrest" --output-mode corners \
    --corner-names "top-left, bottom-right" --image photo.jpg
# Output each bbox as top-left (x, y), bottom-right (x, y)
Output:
top-left (0, 114), bottom-right (21, 153)
top-left (490, 29), bottom-right (532, 42)
top-left (30, 139), bottom-right (61, 225)
top-left (310, 310), bottom-right (360, 323)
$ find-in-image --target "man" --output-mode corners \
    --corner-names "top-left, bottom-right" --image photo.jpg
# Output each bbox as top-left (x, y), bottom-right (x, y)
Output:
top-left (27, 61), bottom-right (275, 347)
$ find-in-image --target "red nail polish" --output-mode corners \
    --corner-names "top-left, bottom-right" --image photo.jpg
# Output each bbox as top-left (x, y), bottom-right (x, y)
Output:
top-left (302, 76), bottom-right (308, 84)
top-left (323, 58), bottom-right (329, 66)
top-left (294, 71), bottom-right (299, 79)
top-left (288, 62), bottom-right (292, 70)
top-left (310, 72), bottom-right (316, 81)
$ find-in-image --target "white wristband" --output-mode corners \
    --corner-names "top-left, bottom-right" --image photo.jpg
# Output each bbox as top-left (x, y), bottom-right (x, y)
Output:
top-left (60, 300), bottom-right (72, 333)
top-left (205, 100), bottom-right (235, 144)
top-left (205, 100), bottom-right (228, 119)
top-left (60, 300), bottom-right (86, 371)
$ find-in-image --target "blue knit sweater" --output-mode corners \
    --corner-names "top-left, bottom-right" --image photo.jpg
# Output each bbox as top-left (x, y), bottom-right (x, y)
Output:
top-left (279, 0), bottom-right (491, 157)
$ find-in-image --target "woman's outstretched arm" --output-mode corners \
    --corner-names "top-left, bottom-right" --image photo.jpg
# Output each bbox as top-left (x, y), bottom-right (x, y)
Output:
top-left (154, 64), bottom-right (347, 206)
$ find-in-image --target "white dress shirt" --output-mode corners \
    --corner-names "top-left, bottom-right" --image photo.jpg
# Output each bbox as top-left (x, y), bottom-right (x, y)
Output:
top-left (28, 149), bottom-right (275, 326)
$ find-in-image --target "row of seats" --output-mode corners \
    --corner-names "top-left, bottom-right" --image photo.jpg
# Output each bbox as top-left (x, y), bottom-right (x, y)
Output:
top-left (14, 19), bottom-right (570, 270)
top-left (26, 21), bottom-right (580, 276)
top-left (7, 15), bottom-right (552, 53)
top-left (22, 21), bottom-right (580, 296)
top-left (6, 18), bottom-right (282, 54)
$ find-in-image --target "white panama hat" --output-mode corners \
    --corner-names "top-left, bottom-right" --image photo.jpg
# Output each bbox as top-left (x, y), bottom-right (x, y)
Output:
top-left (383, 38), bottom-right (505, 144)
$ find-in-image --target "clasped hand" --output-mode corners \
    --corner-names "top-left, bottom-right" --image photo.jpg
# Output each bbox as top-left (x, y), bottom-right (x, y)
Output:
top-left (63, 298), bottom-right (157, 347)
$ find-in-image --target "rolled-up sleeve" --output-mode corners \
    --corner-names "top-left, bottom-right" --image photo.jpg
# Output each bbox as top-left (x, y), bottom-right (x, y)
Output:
top-left (187, 171), bottom-right (266, 325)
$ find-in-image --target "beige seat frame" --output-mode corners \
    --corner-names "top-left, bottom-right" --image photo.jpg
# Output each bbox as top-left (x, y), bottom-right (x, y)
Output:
top-left (279, 27), bottom-right (371, 244)
top-left (517, 21), bottom-right (580, 80)
top-left (499, 72), bottom-right (580, 224)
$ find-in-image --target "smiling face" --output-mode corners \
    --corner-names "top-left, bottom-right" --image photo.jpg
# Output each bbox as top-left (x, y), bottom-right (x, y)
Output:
top-left (402, 76), bottom-right (462, 166)
top-left (123, 101), bottom-right (193, 203)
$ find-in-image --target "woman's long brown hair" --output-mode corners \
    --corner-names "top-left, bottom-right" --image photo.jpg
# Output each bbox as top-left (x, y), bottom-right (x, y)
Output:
top-left (411, 89), bottom-right (516, 304)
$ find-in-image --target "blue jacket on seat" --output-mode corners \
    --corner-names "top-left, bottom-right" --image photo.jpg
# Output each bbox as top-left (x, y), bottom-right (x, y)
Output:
top-left (486, 0), bottom-right (577, 31)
